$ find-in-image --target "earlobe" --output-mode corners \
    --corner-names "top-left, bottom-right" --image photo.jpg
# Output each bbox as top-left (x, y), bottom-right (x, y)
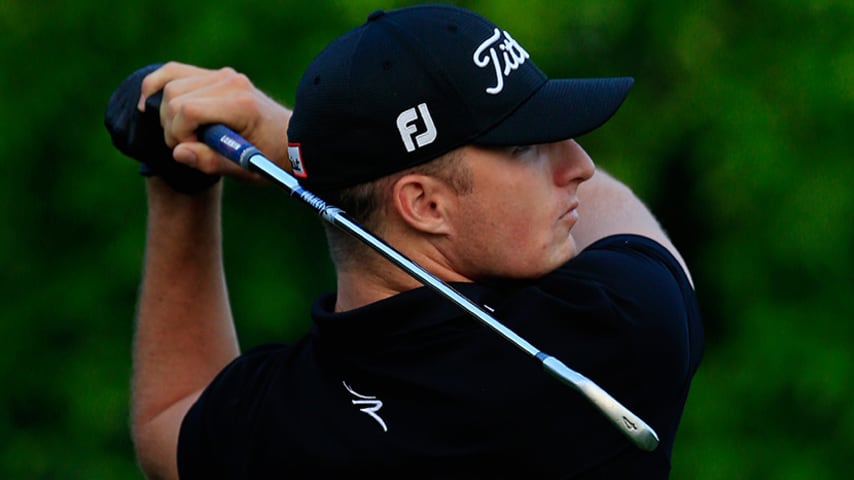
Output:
top-left (393, 175), bottom-right (451, 235)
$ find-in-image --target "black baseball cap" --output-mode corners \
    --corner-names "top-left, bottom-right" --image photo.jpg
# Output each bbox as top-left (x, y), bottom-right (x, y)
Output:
top-left (287, 4), bottom-right (633, 193)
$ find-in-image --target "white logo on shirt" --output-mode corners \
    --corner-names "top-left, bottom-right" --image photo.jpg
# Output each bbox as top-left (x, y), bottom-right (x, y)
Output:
top-left (473, 27), bottom-right (531, 95)
top-left (396, 103), bottom-right (437, 153)
top-left (343, 381), bottom-right (388, 433)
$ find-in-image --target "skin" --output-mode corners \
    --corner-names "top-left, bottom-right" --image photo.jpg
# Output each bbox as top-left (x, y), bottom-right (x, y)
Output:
top-left (130, 62), bottom-right (691, 480)
top-left (438, 141), bottom-right (594, 280)
top-left (139, 62), bottom-right (293, 181)
top-left (132, 63), bottom-right (293, 480)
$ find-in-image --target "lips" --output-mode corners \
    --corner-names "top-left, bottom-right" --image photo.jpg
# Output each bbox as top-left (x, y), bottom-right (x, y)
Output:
top-left (559, 202), bottom-right (579, 224)
top-left (563, 200), bottom-right (579, 217)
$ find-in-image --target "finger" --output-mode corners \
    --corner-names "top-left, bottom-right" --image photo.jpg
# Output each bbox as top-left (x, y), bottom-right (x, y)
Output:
top-left (159, 66), bottom-right (244, 108)
top-left (162, 94), bottom-right (231, 147)
top-left (161, 79), bottom-right (258, 147)
top-left (138, 62), bottom-right (217, 111)
top-left (173, 142), bottom-right (267, 183)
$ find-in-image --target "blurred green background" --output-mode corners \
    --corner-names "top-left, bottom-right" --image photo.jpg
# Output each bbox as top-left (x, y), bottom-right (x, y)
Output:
top-left (1, 0), bottom-right (851, 478)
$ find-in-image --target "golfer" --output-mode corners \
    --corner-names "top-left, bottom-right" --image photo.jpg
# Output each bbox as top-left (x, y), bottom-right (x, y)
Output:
top-left (109, 4), bottom-right (703, 478)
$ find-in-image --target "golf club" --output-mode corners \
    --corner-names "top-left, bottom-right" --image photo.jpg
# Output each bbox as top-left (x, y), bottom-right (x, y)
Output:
top-left (199, 124), bottom-right (660, 452)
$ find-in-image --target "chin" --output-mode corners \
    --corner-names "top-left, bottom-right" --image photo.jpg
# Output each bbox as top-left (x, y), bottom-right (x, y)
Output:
top-left (549, 246), bottom-right (577, 273)
top-left (565, 234), bottom-right (579, 259)
top-left (551, 235), bottom-right (578, 266)
top-left (523, 252), bottom-right (576, 279)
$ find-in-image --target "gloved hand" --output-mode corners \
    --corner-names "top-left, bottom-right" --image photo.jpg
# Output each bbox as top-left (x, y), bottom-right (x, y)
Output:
top-left (104, 63), bottom-right (220, 194)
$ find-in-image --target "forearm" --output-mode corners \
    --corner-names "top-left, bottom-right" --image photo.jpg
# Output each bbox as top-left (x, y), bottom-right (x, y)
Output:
top-left (132, 179), bottom-right (239, 457)
top-left (574, 169), bottom-right (692, 285)
top-left (113, 62), bottom-right (292, 479)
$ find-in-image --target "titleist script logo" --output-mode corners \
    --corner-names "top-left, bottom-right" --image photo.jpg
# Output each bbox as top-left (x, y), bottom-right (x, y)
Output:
top-left (473, 28), bottom-right (531, 95)
top-left (396, 103), bottom-right (437, 153)
top-left (343, 381), bottom-right (388, 432)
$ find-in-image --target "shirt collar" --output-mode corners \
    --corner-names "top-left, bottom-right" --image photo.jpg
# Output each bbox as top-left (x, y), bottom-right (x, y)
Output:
top-left (310, 282), bottom-right (503, 349)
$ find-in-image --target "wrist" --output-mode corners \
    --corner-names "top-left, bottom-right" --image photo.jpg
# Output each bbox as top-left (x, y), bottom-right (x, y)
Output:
top-left (144, 177), bottom-right (224, 259)
top-left (146, 176), bottom-right (223, 216)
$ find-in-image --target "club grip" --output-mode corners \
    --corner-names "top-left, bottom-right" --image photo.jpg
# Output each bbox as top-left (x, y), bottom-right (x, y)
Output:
top-left (199, 124), bottom-right (262, 169)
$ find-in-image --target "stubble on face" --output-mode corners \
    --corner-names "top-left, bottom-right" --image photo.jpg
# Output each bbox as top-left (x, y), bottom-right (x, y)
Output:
top-left (440, 144), bottom-right (583, 281)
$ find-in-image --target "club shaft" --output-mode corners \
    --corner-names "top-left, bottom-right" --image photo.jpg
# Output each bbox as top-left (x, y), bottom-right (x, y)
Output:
top-left (198, 124), bottom-right (659, 451)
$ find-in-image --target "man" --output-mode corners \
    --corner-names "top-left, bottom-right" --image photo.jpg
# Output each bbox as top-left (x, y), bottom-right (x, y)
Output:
top-left (107, 4), bottom-right (702, 479)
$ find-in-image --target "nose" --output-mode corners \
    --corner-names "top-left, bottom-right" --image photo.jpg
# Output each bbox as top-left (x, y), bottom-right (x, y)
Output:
top-left (552, 139), bottom-right (594, 187)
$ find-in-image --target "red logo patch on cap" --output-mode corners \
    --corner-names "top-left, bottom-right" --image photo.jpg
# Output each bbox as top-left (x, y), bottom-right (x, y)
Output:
top-left (287, 143), bottom-right (308, 178)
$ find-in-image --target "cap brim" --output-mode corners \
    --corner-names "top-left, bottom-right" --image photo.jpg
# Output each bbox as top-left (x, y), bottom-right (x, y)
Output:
top-left (475, 77), bottom-right (634, 146)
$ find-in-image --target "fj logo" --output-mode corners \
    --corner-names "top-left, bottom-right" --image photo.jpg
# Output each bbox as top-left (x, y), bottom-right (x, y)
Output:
top-left (343, 381), bottom-right (388, 433)
top-left (396, 103), bottom-right (437, 153)
top-left (473, 27), bottom-right (530, 95)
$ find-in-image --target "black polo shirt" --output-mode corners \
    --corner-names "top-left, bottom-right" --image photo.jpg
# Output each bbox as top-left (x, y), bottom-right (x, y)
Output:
top-left (178, 234), bottom-right (703, 478)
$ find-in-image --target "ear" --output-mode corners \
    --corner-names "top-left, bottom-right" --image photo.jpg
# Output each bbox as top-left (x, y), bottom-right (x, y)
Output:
top-left (392, 174), bottom-right (453, 235)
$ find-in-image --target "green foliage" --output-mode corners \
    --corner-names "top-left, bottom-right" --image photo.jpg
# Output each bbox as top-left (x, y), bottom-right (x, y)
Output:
top-left (1, 0), bottom-right (851, 477)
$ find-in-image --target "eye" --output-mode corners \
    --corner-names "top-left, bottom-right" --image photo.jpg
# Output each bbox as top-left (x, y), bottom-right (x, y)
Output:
top-left (511, 145), bottom-right (536, 157)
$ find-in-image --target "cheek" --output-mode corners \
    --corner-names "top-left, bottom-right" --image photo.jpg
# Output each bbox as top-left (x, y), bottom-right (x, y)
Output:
top-left (501, 199), bottom-right (556, 245)
top-left (474, 202), bottom-right (560, 269)
top-left (478, 197), bottom-right (537, 242)
top-left (448, 183), bottom-right (571, 277)
top-left (501, 201), bottom-right (578, 273)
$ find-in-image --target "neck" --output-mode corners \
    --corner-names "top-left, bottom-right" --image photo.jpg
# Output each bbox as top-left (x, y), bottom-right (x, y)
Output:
top-left (333, 238), bottom-right (470, 312)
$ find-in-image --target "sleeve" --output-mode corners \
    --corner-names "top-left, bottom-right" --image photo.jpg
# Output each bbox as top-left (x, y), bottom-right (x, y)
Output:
top-left (574, 234), bottom-right (693, 295)
top-left (533, 234), bottom-right (704, 378)
top-left (540, 234), bottom-right (704, 457)
top-left (177, 344), bottom-right (285, 479)
top-left (177, 391), bottom-right (215, 479)
top-left (568, 234), bottom-right (704, 376)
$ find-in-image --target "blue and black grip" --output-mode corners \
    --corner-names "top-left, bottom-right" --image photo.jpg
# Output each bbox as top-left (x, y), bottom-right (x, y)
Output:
top-left (197, 124), bottom-right (262, 170)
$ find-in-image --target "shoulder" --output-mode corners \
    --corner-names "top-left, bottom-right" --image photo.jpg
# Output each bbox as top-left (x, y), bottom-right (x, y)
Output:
top-left (177, 343), bottom-right (293, 478)
top-left (198, 343), bottom-right (291, 404)
top-left (187, 342), bottom-right (295, 416)
top-left (538, 233), bottom-right (704, 395)
top-left (533, 234), bottom-right (699, 330)
top-left (560, 234), bottom-right (692, 292)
